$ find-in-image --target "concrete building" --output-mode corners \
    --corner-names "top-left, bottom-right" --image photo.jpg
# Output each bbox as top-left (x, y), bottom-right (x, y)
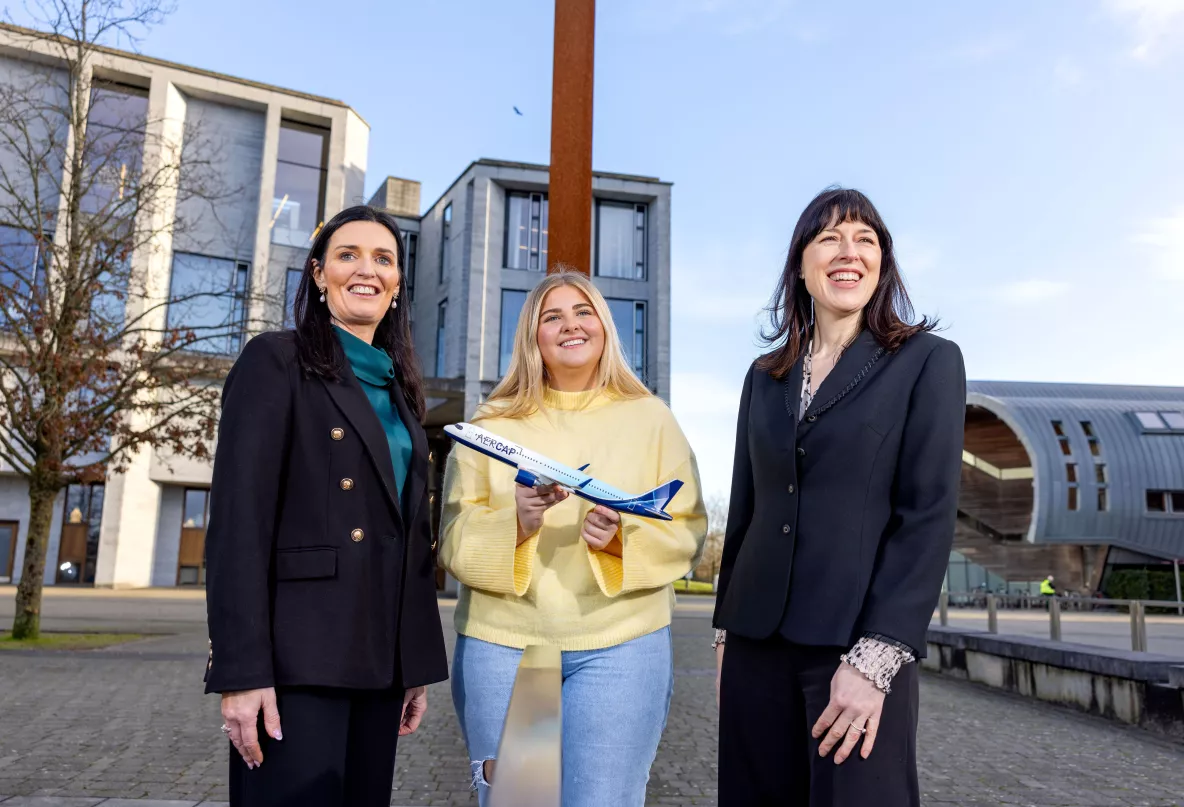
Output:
top-left (950, 381), bottom-right (1184, 595)
top-left (0, 31), bottom-right (675, 591)
top-left (0, 24), bottom-right (369, 588)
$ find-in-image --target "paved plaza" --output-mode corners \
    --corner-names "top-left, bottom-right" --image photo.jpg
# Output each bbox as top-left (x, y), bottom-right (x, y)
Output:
top-left (0, 591), bottom-right (1181, 805)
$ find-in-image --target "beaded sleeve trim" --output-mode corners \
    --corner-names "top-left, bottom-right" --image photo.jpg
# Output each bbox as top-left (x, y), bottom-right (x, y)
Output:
top-left (841, 636), bottom-right (915, 693)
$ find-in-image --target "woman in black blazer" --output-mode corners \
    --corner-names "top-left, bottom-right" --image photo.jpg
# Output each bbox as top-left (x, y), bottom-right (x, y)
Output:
top-left (204, 205), bottom-right (448, 806)
top-left (713, 188), bottom-right (965, 807)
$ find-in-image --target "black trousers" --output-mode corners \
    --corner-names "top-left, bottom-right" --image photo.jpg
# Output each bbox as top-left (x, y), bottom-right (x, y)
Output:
top-left (229, 686), bottom-right (403, 807)
top-left (718, 634), bottom-right (919, 807)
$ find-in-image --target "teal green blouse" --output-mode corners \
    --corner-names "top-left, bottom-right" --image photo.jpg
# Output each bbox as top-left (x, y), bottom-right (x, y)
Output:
top-left (333, 326), bottom-right (413, 502)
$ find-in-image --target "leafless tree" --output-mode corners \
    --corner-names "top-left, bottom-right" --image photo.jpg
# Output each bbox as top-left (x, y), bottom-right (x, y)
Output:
top-left (695, 493), bottom-right (729, 585)
top-left (0, 0), bottom-right (264, 638)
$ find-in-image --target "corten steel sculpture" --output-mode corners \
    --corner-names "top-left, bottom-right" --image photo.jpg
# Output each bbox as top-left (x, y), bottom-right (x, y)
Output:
top-left (547, 0), bottom-right (595, 275)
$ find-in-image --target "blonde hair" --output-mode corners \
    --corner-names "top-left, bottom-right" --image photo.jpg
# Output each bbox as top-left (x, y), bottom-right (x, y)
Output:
top-left (476, 269), bottom-right (651, 420)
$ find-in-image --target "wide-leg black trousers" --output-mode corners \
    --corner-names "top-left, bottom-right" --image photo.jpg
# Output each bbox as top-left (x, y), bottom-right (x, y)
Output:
top-left (228, 686), bottom-right (403, 807)
top-left (718, 634), bottom-right (919, 807)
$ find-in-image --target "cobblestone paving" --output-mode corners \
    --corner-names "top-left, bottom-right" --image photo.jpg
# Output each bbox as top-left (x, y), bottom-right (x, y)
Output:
top-left (0, 605), bottom-right (1180, 805)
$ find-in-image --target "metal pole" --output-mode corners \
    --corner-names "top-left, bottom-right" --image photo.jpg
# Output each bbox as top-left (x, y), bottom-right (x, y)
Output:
top-left (547, 0), bottom-right (596, 275)
top-left (1174, 559), bottom-right (1183, 617)
top-left (939, 591), bottom-right (949, 627)
top-left (1130, 601), bottom-right (1148, 653)
top-left (987, 594), bottom-right (998, 634)
top-left (1049, 597), bottom-right (1062, 642)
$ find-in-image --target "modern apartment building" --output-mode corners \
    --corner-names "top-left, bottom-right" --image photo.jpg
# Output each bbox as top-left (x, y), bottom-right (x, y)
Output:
top-left (0, 24), bottom-right (369, 588)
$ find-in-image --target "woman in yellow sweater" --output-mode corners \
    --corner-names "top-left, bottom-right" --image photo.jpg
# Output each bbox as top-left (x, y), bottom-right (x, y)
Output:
top-left (439, 270), bottom-right (706, 806)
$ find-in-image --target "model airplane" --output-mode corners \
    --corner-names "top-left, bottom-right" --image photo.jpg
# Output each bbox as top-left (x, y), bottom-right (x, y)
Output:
top-left (444, 422), bottom-right (683, 521)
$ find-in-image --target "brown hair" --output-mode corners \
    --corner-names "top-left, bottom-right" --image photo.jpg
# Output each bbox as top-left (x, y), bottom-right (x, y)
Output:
top-left (756, 187), bottom-right (936, 379)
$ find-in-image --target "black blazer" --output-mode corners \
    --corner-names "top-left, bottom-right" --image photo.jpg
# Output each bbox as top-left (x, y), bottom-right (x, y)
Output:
top-left (204, 331), bottom-right (448, 693)
top-left (712, 330), bottom-right (966, 656)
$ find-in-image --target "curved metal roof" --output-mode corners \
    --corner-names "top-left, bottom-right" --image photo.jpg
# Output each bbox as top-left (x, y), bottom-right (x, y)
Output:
top-left (967, 381), bottom-right (1184, 560)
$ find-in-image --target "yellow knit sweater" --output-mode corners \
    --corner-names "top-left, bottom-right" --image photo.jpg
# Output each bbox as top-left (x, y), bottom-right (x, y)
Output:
top-left (439, 388), bottom-right (707, 651)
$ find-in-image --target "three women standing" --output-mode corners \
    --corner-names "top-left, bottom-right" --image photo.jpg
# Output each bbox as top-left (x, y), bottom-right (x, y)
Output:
top-left (714, 188), bottom-right (966, 806)
top-left (205, 206), bottom-right (447, 807)
top-left (440, 270), bottom-right (707, 807)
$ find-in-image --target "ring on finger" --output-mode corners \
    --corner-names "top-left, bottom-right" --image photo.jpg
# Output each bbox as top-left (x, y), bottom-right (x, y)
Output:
top-left (849, 722), bottom-right (867, 735)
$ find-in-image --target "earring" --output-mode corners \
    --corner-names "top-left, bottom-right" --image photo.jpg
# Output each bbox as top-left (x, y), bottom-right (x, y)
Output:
top-left (391, 296), bottom-right (398, 310)
top-left (318, 287), bottom-right (326, 303)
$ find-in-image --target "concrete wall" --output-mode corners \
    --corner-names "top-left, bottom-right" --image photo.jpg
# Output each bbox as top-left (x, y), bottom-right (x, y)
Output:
top-left (150, 484), bottom-right (184, 587)
top-left (2, 476), bottom-right (68, 586)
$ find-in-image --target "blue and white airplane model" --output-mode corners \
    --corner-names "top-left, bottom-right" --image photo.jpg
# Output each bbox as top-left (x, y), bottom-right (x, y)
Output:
top-left (444, 422), bottom-right (683, 521)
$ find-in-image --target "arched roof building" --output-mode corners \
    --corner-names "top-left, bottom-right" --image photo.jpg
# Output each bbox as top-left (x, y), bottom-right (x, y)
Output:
top-left (956, 381), bottom-right (1184, 591)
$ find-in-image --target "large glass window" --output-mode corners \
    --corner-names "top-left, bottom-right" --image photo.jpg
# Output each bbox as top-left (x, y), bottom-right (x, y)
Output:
top-left (167, 252), bottom-right (250, 354)
top-left (56, 483), bottom-right (105, 585)
top-left (606, 298), bottom-right (647, 381)
top-left (83, 81), bottom-right (149, 215)
top-left (499, 290), bottom-right (529, 376)
top-left (435, 299), bottom-right (448, 377)
top-left (0, 226), bottom-right (52, 323)
top-left (178, 488), bottom-right (210, 586)
top-left (439, 204), bottom-right (452, 283)
top-left (506, 192), bottom-right (548, 271)
top-left (596, 201), bottom-right (647, 280)
top-left (272, 121), bottom-right (328, 247)
top-left (284, 268), bottom-right (303, 329)
top-left (403, 232), bottom-right (418, 303)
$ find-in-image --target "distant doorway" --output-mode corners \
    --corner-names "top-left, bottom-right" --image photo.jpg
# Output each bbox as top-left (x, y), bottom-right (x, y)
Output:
top-left (0, 521), bottom-right (17, 583)
top-left (56, 484), bottom-right (105, 585)
top-left (177, 488), bottom-right (209, 586)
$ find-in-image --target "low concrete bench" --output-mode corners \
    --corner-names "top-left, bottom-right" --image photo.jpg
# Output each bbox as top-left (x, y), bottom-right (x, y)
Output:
top-left (924, 626), bottom-right (1184, 739)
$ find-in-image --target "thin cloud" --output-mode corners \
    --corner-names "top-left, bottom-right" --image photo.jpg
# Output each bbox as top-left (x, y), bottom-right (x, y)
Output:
top-left (1130, 208), bottom-right (1184, 280)
top-left (1054, 58), bottom-right (1086, 87)
top-left (1105, 0), bottom-right (1184, 59)
top-left (937, 33), bottom-right (1019, 64)
top-left (993, 280), bottom-right (1071, 305)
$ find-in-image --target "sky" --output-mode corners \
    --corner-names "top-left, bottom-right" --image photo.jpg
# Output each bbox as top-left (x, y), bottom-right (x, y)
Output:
top-left (29, 0), bottom-right (1184, 498)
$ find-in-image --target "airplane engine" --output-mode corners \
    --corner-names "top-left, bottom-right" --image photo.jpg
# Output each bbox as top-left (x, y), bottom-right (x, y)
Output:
top-left (514, 468), bottom-right (540, 488)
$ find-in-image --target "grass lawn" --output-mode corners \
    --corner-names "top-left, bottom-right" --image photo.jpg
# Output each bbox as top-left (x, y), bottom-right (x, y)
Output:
top-left (0, 632), bottom-right (144, 650)
top-left (672, 579), bottom-right (715, 595)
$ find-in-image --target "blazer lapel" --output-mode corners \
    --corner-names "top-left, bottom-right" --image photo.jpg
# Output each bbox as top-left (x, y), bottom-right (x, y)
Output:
top-left (804, 329), bottom-right (886, 420)
top-left (320, 366), bottom-right (404, 527)
top-left (390, 374), bottom-right (429, 528)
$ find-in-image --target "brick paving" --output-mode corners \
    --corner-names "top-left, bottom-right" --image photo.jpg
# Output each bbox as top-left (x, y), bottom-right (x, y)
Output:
top-left (0, 601), bottom-right (1180, 805)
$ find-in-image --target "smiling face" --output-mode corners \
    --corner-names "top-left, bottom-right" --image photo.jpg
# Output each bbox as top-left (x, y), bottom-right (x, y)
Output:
top-left (536, 284), bottom-right (606, 387)
top-left (800, 215), bottom-right (882, 320)
top-left (312, 220), bottom-right (401, 343)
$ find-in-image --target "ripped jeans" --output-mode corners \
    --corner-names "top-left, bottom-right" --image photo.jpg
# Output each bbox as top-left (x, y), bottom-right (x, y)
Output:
top-left (451, 627), bottom-right (673, 807)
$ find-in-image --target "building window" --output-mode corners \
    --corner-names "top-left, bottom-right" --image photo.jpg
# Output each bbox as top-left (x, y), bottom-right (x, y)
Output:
top-left (506, 192), bottom-right (548, 271)
top-left (596, 201), bottom-right (647, 280)
top-left (1066, 462), bottom-right (1079, 511)
top-left (0, 520), bottom-right (18, 584)
top-left (439, 204), bottom-right (452, 284)
top-left (1098, 487), bottom-right (1109, 512)
top-left (1095, 463), bottom-right (1109, 512)
top-left (499, 290), bottom-right (528, 376)
top-left (1068, 487), bottom-right (1079, 511)
top-left (56, 483), bottom-right (105, 585)
top-left (606, 298), bottom-right (647, 381)
top-left (283, 268), bottom-right (303, 330)
top-left (1080, 421), bottom-right (1101, 457)
top-left (1161, 411), bottom-right (1184, 430)
top-left (1135, 412), bottom-right (1166, 430)
top-left (1146, 490), bottom-right (1184, 514)
top-left (178, 488), bottom-right (210, 586)
top-left (435, 299), bottom-right (448, 377)
top-left (1095, 463), bottom-right (1107, 484)
top-left (403, 232), bottom-right (418, 302)
top-left (272, 121), bottom-right (328, 247)
top-left (84, 80), bottom-right (149, 214)
top-left (1051, 421), bottom-right (1071, 456)
top-left (167, 253), bottom-right (251, 354)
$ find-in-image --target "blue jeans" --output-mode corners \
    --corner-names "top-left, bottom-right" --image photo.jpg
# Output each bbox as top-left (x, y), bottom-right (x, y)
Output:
top-left (451, 627), bottom-right (674, 807)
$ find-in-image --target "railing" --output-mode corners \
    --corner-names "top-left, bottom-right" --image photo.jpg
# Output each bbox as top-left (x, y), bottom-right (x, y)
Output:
top-left (937, 592), bottom-right (1183, 653)
top-left (488, 645), bottom-right (562, 807)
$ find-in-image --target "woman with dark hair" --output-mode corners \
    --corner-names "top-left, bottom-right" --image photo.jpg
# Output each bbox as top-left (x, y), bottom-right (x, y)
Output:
top-left (204, 205), bottom-right (447, 806)
top-left (713, 188), bottom-right (966, 806)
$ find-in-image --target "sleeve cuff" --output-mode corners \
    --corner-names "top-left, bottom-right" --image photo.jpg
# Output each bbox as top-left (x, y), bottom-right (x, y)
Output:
top-left (842, 635), bottom-right (915, 694)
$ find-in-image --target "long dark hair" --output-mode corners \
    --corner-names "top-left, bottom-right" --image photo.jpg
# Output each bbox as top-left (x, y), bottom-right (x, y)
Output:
top-left (292, 205), bottom-right (426, 421)
top-left (756, 187), bottom-right (935, 379)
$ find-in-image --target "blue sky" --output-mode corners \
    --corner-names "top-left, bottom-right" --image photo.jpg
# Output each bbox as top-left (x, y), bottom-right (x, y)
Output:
top-left (65, 0), bottom-right (1184, 497)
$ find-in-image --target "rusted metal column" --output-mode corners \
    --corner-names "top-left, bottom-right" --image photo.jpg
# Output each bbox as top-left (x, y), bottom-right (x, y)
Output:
top-left (547, 0), bottom-right (595, 275)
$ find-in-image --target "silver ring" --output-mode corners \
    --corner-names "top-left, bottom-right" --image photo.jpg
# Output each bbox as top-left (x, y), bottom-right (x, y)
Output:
top-left (850, 723), bottom-right (867, 735)
top-left (220, 724), bottom-right (231, 734)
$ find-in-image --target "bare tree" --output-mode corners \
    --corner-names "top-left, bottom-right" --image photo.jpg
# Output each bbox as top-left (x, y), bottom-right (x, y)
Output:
top-left (695, 493), bottom-right (729, 585)
top-left (0, 1), bottom-right (261, 638)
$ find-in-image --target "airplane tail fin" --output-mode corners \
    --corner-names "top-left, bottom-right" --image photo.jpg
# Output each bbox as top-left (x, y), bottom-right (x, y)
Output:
top-left (630, 479), bottom-right (684, 515)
